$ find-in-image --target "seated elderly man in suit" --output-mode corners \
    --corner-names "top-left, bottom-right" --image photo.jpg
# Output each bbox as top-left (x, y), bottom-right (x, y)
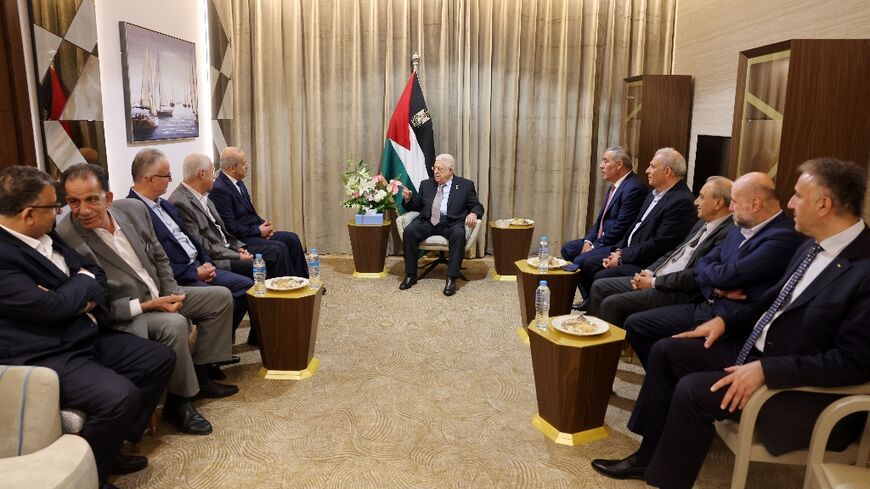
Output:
top-left (125, 148), bottom-right (253, 340)
top-left (209, 146), bottom-right (308, 278)
top-left (561, 146), bottom-right (647, 264)
top-left (399, 153), bottom-right (484, 296)
top-left (571, 148), bottom-right (698, 299)
top-left (591, 158), bottom-right (870, 489)
top-left (0, 166), bottom-right (175, 489)
top-left (586, 176), bottom-right (735, 327)
top-left (57, 164), bottom-right (237, 437)
top-left (171, 153), bottom-right (293, 280)
top-left (622, 172), bottom-right (805, 367)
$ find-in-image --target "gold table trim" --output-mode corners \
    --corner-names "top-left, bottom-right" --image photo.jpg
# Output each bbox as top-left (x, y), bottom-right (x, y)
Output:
top-left (352, 269), bottom-right (388, 279)
top-left (516, 327), bottom-right (530, 345)
top-left (491, 271), bottom-right (517, 282)
top-left (258, 357), bottom-right (319, 380)
top-left (532, 414), bottom-right (609, 446)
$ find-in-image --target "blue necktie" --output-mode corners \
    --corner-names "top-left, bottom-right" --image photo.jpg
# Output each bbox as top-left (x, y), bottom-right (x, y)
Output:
top-left (734, 243), bottom-right (823, 365)
top-left (237, 180), bottom-right (253, 207)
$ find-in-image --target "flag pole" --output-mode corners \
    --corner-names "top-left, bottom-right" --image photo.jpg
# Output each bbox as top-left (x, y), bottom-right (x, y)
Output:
top-left (411, 51), bottom-right (419, 73)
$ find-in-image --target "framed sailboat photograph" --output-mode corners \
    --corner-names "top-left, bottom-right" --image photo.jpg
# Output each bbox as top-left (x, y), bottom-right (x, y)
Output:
top-left (119, 22), bottom-right (199, 143)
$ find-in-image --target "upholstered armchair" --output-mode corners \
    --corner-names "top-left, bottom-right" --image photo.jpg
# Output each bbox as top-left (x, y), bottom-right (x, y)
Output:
top-left (395, 211), bottom-right (482, 280)
top-left (0, 365), bottom-right (98, 489)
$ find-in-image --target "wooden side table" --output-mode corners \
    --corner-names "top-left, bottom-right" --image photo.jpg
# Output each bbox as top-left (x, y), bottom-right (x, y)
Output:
top-left (347, 220), bottom-right (391, 278)
top-left (247, 286), bottom-right (321, 380)
top-left (514, 259), bottom-right (581, 343)
top-left (489, 222), bottom-right (534, 281)
top-left (528, 318), bottom-right (626, 445)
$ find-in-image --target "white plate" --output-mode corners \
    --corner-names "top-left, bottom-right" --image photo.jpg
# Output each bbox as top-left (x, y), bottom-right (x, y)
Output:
top-left (509, 218), bottom-right (535, 226)
top-left (265, 276), bottom-right (309, 291)
top-left (494, 218), bottom-right (535, 228)
top-left (552, 314), bottom-right (609, 336)
top-left (526, 256), bottom-right (569, 269)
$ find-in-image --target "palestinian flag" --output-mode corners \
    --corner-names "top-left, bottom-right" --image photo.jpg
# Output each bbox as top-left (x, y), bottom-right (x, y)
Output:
top-left (381, 70), bottom-right (435, 214)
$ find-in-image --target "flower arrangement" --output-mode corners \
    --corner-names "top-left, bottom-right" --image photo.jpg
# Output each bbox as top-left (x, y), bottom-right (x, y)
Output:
top-left (341, 160), bottom-right (401, 214)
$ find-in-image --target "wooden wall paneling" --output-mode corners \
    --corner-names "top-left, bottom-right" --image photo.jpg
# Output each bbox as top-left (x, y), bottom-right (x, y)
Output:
top-left (625, 75), bottom-right (694, 176)
top-left (0, 0), bottom-right (37, 169)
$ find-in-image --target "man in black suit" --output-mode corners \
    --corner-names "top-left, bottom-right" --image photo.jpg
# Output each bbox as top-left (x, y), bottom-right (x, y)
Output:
top-left (573, 147), bottom-right (698, 296)
top-left (622, 172), bottom-right (805, 366)
top-left (0, 166), bottom-right (174, 489)
top-left (399, 153), bottom-right (485, 296)
top-left (561, 146), bottom-right (647, 264)
top-left (591, 158), bottom-right (870, 489)
top-left (209, 146), bottom-right (307, 278)
top-left (586, 176), bottom-right (734, 326)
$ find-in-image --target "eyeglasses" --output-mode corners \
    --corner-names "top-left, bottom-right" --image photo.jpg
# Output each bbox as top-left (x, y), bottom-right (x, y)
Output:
top-left (22, 202), bottom-right (64, 213)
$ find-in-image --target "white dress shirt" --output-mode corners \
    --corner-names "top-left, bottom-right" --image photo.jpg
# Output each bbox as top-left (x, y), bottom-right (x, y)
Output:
top-left (754, 219), bottom-right (865, 351)
top-left (92, 213), bottom-right (161, 317)
top-left (133, 190), bottom-right (199, 263)
top-left (182, 183), bottom-right (230, 247)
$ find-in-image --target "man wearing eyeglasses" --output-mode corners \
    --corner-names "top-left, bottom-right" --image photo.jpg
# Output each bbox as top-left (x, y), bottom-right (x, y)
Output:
top-left (399, 153), bottom-right (484, 296)
top-left (0, 166), bottom-right (175, 488)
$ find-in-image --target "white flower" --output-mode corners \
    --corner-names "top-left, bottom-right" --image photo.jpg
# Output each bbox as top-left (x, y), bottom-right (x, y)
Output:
top-left (373, 189), bottom-right (387, 202)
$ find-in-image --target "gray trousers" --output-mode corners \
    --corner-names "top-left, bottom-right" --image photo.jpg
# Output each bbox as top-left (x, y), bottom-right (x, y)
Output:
top-left (112, 286), bottom-right (233, 397)
top-left (587, 276), bottom-right (693, 327)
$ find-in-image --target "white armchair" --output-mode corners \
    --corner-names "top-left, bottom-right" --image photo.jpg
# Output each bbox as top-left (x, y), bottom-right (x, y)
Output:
top-left (715, 383), bottom-right (870, 489)
top-left (803, 395), bottom-right (870, 489)
top-left (0, 365), bottom-right (98, 489)
top-left (395, 211), bottom-right (482, 280)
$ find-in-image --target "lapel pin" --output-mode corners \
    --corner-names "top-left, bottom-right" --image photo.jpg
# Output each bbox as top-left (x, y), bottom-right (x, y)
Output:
top-left (455, 184), bottom-right (459, 190)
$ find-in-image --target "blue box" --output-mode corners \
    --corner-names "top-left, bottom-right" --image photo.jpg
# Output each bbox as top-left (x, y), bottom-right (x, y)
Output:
top-left (354, 213), bottom-right (384, 225)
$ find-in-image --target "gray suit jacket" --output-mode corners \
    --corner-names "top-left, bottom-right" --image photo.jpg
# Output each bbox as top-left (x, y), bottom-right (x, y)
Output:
top-left (650, 216), bottom-right (735, 293)
top-left (168, 184), bottom-right (245, 270)
top-left (56, 198), bottom-right (183, 325)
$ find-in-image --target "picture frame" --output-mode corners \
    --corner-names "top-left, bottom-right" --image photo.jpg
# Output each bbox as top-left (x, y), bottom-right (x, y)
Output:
top-left (119, 22), bottom-right (199, 143)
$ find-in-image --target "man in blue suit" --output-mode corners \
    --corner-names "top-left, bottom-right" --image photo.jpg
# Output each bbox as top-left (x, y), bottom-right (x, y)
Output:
top-left (592, 158), bottom-right (870, 489)
top-left (125, 149), bottom-right (253, 343)
top-left (573, 147), bottom-right (698, 297)
top-left (622, 172), bottom-right (806, 366)
top-left (0, 166), bottom-right (174, 488)
top-left (399, 153), bottom-right (485, 296)
top-left (209, 147), bottom-right (308, 278)
top-left (561, 146), bottom-right (647, 263)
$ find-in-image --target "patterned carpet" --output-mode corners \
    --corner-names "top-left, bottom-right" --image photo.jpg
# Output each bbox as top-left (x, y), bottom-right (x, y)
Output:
top-left (116, 255), bottom-right (803, 488)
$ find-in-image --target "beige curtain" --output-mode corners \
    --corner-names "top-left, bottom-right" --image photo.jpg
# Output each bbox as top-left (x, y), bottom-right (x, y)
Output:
top-left (220, 0), bottom-right (675, 255)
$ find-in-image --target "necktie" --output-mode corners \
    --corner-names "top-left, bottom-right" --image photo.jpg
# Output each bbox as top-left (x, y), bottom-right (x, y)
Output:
top-left (734, 243), bottom-right (823, 365)
top-left (237, 180), bottom-right (251, 204)
top-left (431, 184), bottom-right (444, 226)
top-left (597, 185), bottom-right (616, 238)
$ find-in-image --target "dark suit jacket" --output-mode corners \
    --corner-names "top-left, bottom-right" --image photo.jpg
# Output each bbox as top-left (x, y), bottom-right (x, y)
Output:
top-left (615, 180), bottom-right (697, 267)
top-left (168, 184), bottom-right (246, 271)
top-left (694, 212), bottom-right (806, 317)
top-left (721, 227), bottom-right (870, 454)
top-left (0, 229), bottom-right (106, 369)
top-left (584, 172), bottom-right (648, 247)
top-left (651, 216), bottom-right (735, 293)
top-left (126, 190), bottom-right (211, 285)
top-left (405, 176), bottom-right (484, 226)
top-left (209, 170), bottom-right (264, 239)
top-left (57, 199), bottom-right (184, 326)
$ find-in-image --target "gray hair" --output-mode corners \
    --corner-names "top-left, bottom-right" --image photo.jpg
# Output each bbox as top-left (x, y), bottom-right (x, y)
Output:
top-left (655, 147), bottom-right (687, 177)
top-left (605, 146), bottom-right (632, 169)
top-left (219, 147), bottom-right (245, 171)
top-left (131, 148), bottom-right (168, 181)
top-left (705, 176), bottom-right (733, 206)
top-left (0, 166), bottom-right (55, 216)
top-left (434, 153), bottom-right (455, 171)
top-left (183, 153), bottom-right (214, 180)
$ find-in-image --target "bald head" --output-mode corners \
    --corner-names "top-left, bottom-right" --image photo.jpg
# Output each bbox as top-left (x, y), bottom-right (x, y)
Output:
top-left (730, 172), bottom-right (781, 228)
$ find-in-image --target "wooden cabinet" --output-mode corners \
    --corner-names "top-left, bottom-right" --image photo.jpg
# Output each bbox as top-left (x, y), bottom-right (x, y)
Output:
top-left (729, 39), bottom-right (870, 206)
top-left (622, 75), bottom-right (693, 176)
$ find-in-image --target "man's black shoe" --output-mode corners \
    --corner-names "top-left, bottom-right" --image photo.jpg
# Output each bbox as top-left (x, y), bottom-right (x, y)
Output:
top-left (205, 364), bottom-right (226, 381)
top-left (399, 274), bottom-right (417, 290)
top-left (213, 355), bottom-right (241, 366)
top-left (195, 378), bottom-right (239, 399)
top-left (443, 277), bottom-right (457, 296)
top-left (571, 300), bottom-right (588, 312)
top-left (111, 453), bottom-right (148, 475)
top-left (162, 401), bottom-right (213, 435)
top-left (590, 454), bottom-right (647, 480)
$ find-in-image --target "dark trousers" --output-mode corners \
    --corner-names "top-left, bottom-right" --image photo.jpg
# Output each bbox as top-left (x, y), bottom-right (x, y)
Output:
top-left (561, 238), bottom-right (587, 262)
top-left (588, 276), bottom-right (694, 328)
top-left (245, 232), bottom-right (308, 278)
top-left (229, 258), bottom-right (253, 278)
top-left (625, 301), bottom-right (712, 367)
top-left (194, 268), bottom-right (253, 333)
top-left (628, 338), bottom-right (861, 489)
top-left (403, 218), bottom-right (466, 278)
top-left (43, 330), bottom-right (175, 483)
top-left (572, 246), bottom-right (611, 296)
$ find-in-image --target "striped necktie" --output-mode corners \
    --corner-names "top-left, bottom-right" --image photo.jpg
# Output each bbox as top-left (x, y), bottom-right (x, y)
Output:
top-left (431, 184), bottom-right (445, 226)
top-left (734, 243), bottom-right (823, 365)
